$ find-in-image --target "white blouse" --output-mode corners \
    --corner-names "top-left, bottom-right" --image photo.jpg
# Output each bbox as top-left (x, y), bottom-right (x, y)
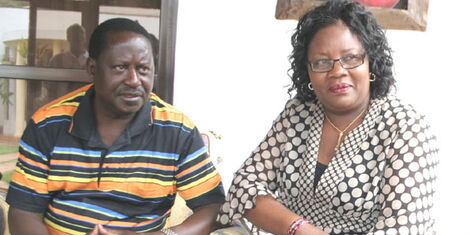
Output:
top-left (217, 96), bottom-right (438, 235)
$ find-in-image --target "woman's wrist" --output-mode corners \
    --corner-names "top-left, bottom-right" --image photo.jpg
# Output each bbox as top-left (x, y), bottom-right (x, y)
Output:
top-left (160, 228), bottom-right (178, 235)
top-left (287, 217), bottom-right (311, 235)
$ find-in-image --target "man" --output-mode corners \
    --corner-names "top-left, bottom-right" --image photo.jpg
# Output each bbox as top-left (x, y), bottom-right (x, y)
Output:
top-left (6, 18), bottom-right (225, 235)
top-left (49, 23), bottom-right (88, 69)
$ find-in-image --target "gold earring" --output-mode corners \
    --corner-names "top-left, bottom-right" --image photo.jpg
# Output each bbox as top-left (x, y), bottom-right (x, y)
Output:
top-left (370, 73), bottom-right (376, 82)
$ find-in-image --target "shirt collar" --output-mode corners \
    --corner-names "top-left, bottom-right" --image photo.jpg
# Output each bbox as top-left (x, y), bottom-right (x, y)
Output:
top-left (69, 86), bottom-right (153, 149)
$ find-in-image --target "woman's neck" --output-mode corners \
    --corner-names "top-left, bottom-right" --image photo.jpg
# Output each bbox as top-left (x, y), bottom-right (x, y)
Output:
top-left (323, 102), bottom-right (369, 130)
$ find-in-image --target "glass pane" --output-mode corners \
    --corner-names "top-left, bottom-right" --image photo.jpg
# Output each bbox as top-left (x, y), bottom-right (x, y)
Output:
top-left (0, 6), bottom-right (29, 66)
top-left (0, 1), bottom-right (160, 70)
top-left (0, 78), bottom-right (86, 144)
top-left (37, 9), bottom-right (85, 68)
top-left (0, 1), bottom-right (161, 153)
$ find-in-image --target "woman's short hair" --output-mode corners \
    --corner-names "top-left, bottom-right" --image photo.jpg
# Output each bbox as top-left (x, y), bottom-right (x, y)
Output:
top-left (88, 18), bottom-right (152, 60)
top-left (289, 0), bottom-right (395, 102)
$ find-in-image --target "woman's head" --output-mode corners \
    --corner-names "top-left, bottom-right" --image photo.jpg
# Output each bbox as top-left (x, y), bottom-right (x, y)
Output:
top-left (289, 0), bottom-right (395, 103)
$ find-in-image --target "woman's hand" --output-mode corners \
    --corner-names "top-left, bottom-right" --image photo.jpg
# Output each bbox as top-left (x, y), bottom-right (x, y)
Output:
top-left (245, 195), bottom-right (328, 235)
top-left (296, 223), bottom-right (329, 235)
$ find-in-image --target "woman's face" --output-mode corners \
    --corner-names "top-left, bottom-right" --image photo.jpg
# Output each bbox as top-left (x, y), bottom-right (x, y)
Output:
top-left (307, 21), bottom-right (370, 113)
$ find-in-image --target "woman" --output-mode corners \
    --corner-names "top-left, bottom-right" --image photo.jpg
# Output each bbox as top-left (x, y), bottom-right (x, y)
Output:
top-left (217, 1), bottom-right (438, 234)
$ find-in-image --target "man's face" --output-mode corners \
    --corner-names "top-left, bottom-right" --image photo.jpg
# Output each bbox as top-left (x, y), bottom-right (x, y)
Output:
top-left (68, 27), bottom-right (87, 54)
top-left (89, 31), bottom-right (154, 119)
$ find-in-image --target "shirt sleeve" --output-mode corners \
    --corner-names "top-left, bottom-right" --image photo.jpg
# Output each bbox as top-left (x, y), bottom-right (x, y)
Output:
top-left (369, 110), bottom-right (439, 235)
top-left (217, 100), bottom-right (292, 225)
top-left (6, 120), bottom-right (52, 213)
top-left (175, 126), bottom-right (225, 210)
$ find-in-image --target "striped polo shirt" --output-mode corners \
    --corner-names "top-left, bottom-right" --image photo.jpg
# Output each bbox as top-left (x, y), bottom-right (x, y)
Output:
top-left (6, 84), bottom-right (225, 234)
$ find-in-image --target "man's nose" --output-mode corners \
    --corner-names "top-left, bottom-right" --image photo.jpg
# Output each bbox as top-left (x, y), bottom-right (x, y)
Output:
top-left (125, 67), bottom-right (140, 87)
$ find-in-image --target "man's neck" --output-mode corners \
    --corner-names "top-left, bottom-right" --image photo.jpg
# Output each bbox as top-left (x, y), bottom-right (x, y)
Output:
top-left (94, 108), bottom-right (135, 147)
top-left (70, 48), bottom-right (86, 58)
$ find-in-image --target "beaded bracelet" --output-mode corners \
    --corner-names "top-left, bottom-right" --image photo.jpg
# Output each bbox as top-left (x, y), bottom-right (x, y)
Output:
top-left (287, 217), bottom-right (311, 235)
top-left (160, 228), bottom-right (178, 235)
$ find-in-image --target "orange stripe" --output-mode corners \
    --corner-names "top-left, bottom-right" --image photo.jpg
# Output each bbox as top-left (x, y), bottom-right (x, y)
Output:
top-left (32, 105), bottom-right (78, 124)
top-left (50, 160), bottom-right (100, 168)
top-left (11, 170), bottom-right (48, 193)
top-left (48, 180), bottom-right (175, 198)
top-left (50, 206), bottom-right (168, 227)
top-left (46, 225), bottom-right (70, 235)
top-left (43, 84), bottom-right (92, 109)
top-left (48, 180), bottom-right (97, 192)
top-left (49, 160), bottom-right (175, 170)
top-left (104, 162), bottom-right (175, 170)
top-left (152, 108), bottom-right (195, 129)
top-left (50, 207), bottom-right (122, 225)
top-left (176, 158), bottom-right (210, 178)
top-left (178, 173), bottom-right (221, 199)
top-left (18, 153), bottom-right (49, 170)
top-left (32, 84), bottom-right (92, 123)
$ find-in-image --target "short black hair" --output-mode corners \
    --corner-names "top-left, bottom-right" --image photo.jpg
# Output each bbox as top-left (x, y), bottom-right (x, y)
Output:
top-left (289, 0), bottom-right (395, 101)
top-left (88, 18), bottom-right (152, 59)
top-left (66, 24), bottom-right (85, 39)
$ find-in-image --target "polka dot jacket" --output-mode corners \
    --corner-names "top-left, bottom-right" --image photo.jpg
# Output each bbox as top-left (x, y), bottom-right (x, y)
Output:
top-left (217, 96), bottom-right (439, 235)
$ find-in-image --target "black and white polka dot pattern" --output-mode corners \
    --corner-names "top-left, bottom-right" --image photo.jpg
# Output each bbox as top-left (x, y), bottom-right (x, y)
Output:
top-left (217, 96), bottom-right (438, 235)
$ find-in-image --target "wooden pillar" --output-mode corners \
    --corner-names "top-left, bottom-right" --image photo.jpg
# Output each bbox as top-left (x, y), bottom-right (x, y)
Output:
top-left (81, 0), bottom-right (100, 44)
top-left (27, 0), bottom-right (37, 66)
top-left (156, 0), bottom-right (178, 104)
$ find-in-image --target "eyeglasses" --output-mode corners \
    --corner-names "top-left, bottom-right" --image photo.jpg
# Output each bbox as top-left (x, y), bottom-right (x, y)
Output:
top-left (308, 53), bottom-right (366, 73)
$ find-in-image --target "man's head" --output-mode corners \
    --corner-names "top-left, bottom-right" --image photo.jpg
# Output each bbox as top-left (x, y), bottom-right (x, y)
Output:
top-left (66, 24), bottom-right (86, 56)
top-left (88, 18), bottom-right (153, 60)
top-left (87, 18), bottom-right (155, 119)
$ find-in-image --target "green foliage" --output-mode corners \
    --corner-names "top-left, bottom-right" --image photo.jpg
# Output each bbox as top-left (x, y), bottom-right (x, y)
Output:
top-left (0, 80), bottom-right (13, 105)
top-left (1, 170), bottom-right (13, 183)
top-left (17, 39), bottom-right (27, 60)
top-left (0, 0), bottom-right (29, 8)
top-left (0, 145), bottom-right (17, 155)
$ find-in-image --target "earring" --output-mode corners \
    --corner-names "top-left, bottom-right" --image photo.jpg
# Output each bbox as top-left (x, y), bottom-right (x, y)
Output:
top-left (308, 83), bottom-right (314, 91)
top-left (369, 73), bottom-right (376, 82)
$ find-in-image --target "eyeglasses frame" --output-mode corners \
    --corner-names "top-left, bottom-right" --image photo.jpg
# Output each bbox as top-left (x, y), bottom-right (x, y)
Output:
top-left (307, 53), bottom-right (367, 73)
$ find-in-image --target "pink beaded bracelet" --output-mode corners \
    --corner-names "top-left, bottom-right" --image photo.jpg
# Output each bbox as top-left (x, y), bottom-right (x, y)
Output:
top-left (287, 217), bottom-right (311, 235)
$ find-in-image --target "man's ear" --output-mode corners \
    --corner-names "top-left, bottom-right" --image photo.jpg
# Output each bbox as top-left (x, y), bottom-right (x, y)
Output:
top-left (86, 58), bottom-right (96, 81)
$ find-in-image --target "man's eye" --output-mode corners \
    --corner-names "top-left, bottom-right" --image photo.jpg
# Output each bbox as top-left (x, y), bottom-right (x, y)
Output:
top-left (114, 65), bottom-right (126, 71)
top-left (137, 66), bottom-right (150, 74)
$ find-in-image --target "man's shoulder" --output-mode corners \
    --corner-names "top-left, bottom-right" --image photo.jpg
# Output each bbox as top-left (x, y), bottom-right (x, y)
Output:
top-left (148, 93), bottom-right (196, 130)
top-left (31, 84), bottom-right (92, 125)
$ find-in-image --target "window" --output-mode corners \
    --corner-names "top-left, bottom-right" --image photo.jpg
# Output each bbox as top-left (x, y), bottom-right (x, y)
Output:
top-left (0, 0), bottom-right (178, 143)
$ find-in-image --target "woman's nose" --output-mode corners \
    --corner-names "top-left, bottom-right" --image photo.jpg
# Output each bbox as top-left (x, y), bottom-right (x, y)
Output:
top-left (328, 60), bottom-right (347, 77)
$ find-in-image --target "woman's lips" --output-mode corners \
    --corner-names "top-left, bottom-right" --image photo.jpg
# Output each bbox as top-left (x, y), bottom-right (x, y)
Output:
top-left (329, 83), bottom-right (352, 94)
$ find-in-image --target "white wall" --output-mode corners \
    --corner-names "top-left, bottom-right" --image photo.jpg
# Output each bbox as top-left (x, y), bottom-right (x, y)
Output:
top-left (174, 0), bottom-right (469, 234)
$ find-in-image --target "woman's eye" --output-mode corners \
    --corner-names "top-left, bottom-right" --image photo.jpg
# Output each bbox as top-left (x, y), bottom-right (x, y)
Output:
top-left (314, 59), bottom-right (330, 66)
top-left (342, 54), bottom-right (360, 63)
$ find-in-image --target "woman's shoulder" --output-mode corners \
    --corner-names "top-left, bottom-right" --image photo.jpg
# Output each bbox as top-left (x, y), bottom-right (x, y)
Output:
top-left (284, 96), bottom-right (319, 113)
top-left (378, 95), bottom-right (427, 124)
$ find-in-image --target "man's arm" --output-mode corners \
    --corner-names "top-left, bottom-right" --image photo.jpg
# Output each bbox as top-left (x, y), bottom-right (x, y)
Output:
top-left (9, 207), bottom-right (49, 235)
top-left (89, 203), bottom-right (221, 235)
top-left (170, 203), bottom-right (221, 235)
